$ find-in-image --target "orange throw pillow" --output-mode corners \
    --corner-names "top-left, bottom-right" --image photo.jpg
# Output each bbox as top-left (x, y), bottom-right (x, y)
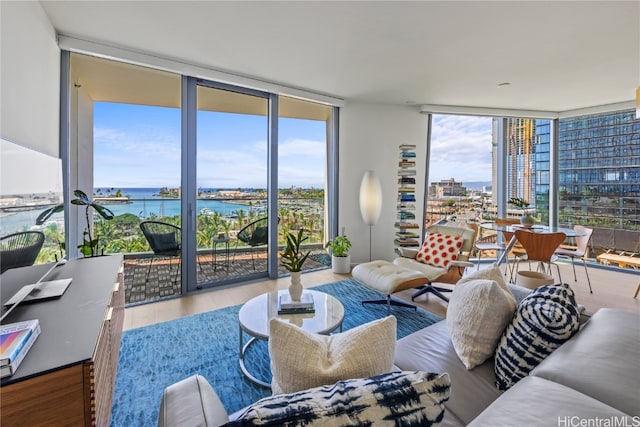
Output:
top-left (415, 232), bottom-right (463, 268)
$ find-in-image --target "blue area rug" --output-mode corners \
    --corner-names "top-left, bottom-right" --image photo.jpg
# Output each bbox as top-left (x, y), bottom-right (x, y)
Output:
top-left (110, 278), bottom-right (442, 426)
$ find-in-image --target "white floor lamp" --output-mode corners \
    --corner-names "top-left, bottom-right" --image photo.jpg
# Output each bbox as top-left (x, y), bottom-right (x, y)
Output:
top-left (359, 170), bottom-right (383, 262)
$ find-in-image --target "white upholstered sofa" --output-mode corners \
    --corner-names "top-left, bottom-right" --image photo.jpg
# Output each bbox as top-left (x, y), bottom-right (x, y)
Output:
top-left (394, 306), bottom-right (639, 426)
top-left (159, 302), bottom-right (640, 426)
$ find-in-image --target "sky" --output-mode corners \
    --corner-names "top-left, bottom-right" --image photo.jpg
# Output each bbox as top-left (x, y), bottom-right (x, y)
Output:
top-left (94, 103), bottom-right (493, 189)
top-left (430, 115), bottom-right (493, 183)
top-left (94, 102), bottom-right (326, 189)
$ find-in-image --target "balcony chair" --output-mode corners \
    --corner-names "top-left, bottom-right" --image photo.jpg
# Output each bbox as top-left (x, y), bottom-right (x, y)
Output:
top-left (513, 229), bottom-right (566, 284)
top-left (393, 224), bottom-right (477, 303)
top-left (0, 231), bottom-right (45, 274)
top-left (234, 217), bottom-right (275, 269)
top-left (139, 221), bottom-right (181, 285)
top-left (554, 225), bottom-right (594, 293)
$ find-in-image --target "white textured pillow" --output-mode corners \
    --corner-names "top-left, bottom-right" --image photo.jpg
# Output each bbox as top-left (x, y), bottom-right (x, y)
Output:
top-left (457, 263), bottom-right (507, 288)
top-left (447, 276), bottom-right (516, 369)
top-left (269, 316), bottom-right (396, 395)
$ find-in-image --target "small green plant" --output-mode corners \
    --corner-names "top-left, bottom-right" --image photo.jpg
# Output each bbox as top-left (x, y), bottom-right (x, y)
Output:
top-left (508, 197), bottom-right (530, 209)
top-left (72, 190), bottom-right (115, 256)
top-left (325, 235), bottom-right (351, 257)
top-left (509, 197), bottom-right (536, 225)
top-left (36, 189), bottom-right (115, 257)
top-left (280, 229), bottom-right (311, 272)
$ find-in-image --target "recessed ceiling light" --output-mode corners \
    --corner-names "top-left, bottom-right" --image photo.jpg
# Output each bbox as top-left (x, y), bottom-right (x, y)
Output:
top-left (497, 82), bottom-right (511, 87)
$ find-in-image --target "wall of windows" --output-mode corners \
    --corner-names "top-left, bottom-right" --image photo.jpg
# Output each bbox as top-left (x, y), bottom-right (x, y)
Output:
top-left (65, 53), bottom-right (336, 304)
top-left (426, 110), bottom-right (638, 260)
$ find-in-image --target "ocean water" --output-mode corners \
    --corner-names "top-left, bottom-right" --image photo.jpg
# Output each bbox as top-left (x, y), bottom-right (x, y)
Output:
top-left (0, 188), bottom-right (262, 235)
top-left (99, 188), bottom-right (251, 218)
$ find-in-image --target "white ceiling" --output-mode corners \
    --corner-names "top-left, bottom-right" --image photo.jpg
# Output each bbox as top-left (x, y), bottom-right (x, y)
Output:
top-left (41, 1), bottom-right (639, 113)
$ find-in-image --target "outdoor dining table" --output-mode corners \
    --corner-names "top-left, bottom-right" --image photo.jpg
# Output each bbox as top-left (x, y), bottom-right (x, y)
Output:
top-left (479, 222), bottom-right (587, 266)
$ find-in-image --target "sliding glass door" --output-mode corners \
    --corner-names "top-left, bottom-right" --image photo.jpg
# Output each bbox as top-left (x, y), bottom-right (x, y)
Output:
top-left (191, 82), bottom-right (270, 290)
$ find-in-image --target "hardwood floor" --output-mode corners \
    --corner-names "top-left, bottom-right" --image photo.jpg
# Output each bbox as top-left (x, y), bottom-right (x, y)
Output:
top-left (123, 262), bottom-right (640, 330)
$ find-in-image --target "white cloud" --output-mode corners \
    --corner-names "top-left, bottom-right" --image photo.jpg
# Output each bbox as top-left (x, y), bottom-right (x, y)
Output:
top-left (429, 115), bottom-right (494, 183)
top-left (278, 138), bottom-right (325, 158)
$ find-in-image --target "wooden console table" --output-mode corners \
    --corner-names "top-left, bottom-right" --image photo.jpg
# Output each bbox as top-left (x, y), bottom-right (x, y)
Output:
top-left (0, 255), bottom-right (124, 426)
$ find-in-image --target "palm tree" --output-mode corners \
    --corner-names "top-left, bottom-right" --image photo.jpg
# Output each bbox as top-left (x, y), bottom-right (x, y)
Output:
top-left (235, 209), bottom-right (247, 228)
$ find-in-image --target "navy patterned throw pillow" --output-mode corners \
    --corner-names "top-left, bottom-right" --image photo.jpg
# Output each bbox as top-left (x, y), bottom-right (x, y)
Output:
top-left (494, 283), bottom-right (580, 391)
top-left (223, 370), bottom-right (451, 427)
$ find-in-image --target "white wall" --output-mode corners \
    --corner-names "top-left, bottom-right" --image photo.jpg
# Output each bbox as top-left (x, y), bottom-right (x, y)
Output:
top-left (0, 1), bottom-right (60, 157)
top-left (339, 102), bottom-right (428, 264)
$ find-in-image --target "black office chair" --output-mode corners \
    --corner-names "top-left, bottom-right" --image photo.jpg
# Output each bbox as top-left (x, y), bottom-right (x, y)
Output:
top-left (0, 231), bottom-right (45, 274)
top-left (234, 217), bottom-right (275, 269)
top-left (139, 221), bottom-right (181, 285)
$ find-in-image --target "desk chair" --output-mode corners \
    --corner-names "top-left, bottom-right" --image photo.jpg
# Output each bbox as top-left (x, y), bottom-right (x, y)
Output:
top-left (513, 230), bottom-right (566, 283)
top-left (554, 225), bottom-right (594, 293)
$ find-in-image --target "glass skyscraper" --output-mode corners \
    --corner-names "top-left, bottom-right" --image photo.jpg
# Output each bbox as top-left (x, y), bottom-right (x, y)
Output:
top-left (557, 110), bottom-right (640, 231)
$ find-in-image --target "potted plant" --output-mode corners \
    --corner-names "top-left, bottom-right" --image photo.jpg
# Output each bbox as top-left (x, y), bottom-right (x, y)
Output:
top-left (509, 197), bottom-right (535, 227)
top-left (325, 235), bottom-right (351, 274)
top-left (280, 229), bottom-right (311, 301)
top-left (36, 189), bottom-right (115, 257)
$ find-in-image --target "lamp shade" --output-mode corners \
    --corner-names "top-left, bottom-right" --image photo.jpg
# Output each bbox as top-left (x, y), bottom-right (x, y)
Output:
top-left (359, 171), bottom-right (383, 225)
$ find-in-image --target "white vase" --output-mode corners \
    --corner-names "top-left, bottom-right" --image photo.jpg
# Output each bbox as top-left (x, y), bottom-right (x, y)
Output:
top-left (288, 271), bottom-right (303, 301)
top-left (331, 254), bottom-right (351, 274)
top-left (520, 214), bottom-right (535, 227)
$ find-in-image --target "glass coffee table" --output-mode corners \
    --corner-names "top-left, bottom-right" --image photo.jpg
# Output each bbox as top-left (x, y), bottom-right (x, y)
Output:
top-left (238, 289), bottom-right (344, 388)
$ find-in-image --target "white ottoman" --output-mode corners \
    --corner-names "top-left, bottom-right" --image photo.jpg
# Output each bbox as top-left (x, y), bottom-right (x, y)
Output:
top-left (352, 260), bottom-right (428, 314)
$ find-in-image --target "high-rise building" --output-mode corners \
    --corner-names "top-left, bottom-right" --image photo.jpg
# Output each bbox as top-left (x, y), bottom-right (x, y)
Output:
top-left (506, 118), bottom-right (538, 205)
top-left (428, 178), bottom-right (467, 198)
top-left (557, 110), bottom-right (639, 231)
top-left (533, 119), bottom-right (551, 223)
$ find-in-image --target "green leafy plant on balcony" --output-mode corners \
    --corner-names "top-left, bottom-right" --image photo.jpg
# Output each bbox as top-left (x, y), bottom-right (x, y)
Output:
top-left (508, 197), bottom-right (530, 209)
top-left (37, 190), bottom-right (115, 257)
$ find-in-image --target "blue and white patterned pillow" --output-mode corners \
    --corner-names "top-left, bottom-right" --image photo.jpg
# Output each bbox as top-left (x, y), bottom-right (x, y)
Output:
top-left (223, 370), bottom-right (451, 427)
top-left (494, 283), bottom-right (580, 390)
